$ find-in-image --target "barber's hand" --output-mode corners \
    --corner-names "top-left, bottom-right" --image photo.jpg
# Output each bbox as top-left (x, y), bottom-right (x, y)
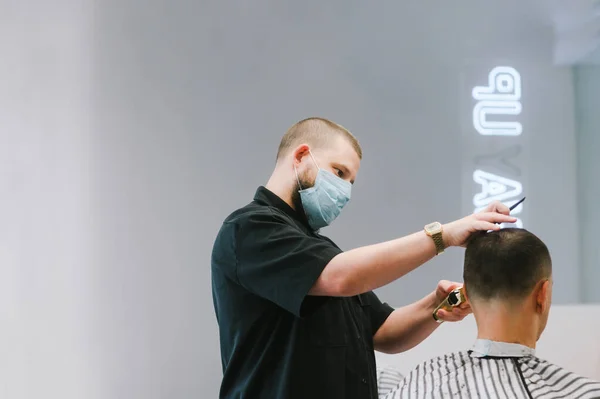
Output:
top-left (443, 201), bottom-right (515, 248)
top-left (434, 280), bottom-right (471, 322)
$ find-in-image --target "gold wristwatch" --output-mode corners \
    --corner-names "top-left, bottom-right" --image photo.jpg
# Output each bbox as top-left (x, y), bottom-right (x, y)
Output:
top-left (424, 222), bottom-right (445, 255)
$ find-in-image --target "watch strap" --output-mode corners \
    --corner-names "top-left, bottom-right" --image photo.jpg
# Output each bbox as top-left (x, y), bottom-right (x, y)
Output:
top-left (432, 232), bottom-right (445, 255)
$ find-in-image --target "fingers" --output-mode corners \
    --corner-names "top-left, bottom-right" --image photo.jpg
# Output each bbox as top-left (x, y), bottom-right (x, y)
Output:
top-left (474, 221), bottom-right (501, 232)
top-left (435, 309), bottom-right (460, 322)
top-left (437, 279), bottom-right (460, 293)
top-left (484, 200), bottom-right (511, 215)
top-left (436, 307), bottom-right (472, 322)
top-left (475, 212), bottom-right (516, 225)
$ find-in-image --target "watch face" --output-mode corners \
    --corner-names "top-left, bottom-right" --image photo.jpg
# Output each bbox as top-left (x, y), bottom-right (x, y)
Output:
top-left (425, 222), bottom-right (441, 234)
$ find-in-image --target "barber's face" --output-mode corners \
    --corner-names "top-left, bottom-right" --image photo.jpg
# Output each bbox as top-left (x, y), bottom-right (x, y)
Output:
top-left (291, 167), bottom-right (315, 211)
top-left (291, 137), bottom-right (360, 211)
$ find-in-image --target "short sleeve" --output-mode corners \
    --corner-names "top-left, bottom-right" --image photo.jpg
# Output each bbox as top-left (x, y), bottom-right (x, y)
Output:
top-left (233, 210), bottom-right (342, 317)
top-left (361, 291), bottom-right (395, 334)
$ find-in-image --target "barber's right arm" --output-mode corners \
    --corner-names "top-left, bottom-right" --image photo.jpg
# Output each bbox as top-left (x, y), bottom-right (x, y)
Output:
top-left (308, 201), bottom-right (515, 297)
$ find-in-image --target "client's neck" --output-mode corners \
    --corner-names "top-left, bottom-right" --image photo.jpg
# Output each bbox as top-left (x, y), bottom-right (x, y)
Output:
top-left (474, 301), bottom-right (538, 349)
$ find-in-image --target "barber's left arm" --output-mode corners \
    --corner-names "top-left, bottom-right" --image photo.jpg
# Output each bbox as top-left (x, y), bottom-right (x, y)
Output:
top-left (373, 280), bottom-right (471, 354)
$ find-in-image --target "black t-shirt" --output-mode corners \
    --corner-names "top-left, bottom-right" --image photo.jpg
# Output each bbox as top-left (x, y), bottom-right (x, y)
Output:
top-left (211, 187), bottom-right (395, 399)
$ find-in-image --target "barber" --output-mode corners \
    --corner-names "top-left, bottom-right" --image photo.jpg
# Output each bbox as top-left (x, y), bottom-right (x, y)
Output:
top-left (211, 117), bottom-right (515, 399)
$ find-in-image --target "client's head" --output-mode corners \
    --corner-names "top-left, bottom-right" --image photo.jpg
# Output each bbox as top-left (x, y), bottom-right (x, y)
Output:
top-left (463, 228), bottom-right (552, 346)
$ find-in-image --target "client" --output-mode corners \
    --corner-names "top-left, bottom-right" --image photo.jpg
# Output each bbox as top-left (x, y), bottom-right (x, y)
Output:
top-left (382, 228), bottom-right (600, 399)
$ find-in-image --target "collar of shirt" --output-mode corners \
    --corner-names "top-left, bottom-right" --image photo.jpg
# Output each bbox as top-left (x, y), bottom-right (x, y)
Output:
top-left (470, 339), bottom-right (536, 358)
top-left (253, 186), bottom-right (311, 229)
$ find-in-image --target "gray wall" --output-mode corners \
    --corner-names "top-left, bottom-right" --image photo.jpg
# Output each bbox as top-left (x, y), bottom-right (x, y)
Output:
top-left (0, 1), bottom-right (592, 398)
top-left (0, 1), bottom-right (99, 398)
top-left (574, 66), bottom-right (600, 303)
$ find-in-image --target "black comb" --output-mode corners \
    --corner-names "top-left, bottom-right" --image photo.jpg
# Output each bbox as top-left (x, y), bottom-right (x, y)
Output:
top-left (509, 197), bottom-right (526, 212)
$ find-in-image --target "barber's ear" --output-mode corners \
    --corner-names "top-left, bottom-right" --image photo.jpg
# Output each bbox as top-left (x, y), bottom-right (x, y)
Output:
top-left (293, 144), bottom-right (311, 165)
top-left (536, 280), bottom-right (551, 314)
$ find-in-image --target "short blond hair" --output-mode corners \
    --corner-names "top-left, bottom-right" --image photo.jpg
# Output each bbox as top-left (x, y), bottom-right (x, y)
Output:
top-left (276, 117), bottom-right (362, 161)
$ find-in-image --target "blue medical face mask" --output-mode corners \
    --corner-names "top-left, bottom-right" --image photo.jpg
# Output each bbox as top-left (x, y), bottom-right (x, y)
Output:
top-left (294, 151), bottom-right (352, 231)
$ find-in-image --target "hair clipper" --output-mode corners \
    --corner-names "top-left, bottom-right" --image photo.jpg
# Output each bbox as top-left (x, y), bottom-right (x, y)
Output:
top-left (433, 287), bottom-right (466, 323)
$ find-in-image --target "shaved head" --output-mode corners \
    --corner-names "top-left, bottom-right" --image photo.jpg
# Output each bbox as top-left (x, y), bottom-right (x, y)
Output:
top-left (464, 228), bottom-right (552, 302)
top-left (276, 117), bottom-right (362, 162)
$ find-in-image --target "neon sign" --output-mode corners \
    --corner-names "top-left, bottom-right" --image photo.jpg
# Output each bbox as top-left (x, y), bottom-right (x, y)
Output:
top-left (471, 66), bottom-right (524, 228)
top-left (472, 67), bottom-right (523, 136)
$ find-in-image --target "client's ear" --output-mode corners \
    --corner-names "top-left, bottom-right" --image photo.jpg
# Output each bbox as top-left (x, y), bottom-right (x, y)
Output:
top-left (462, 284), bottom-right (470, 302)
top-left (535, 280), bottom-right (551, 314)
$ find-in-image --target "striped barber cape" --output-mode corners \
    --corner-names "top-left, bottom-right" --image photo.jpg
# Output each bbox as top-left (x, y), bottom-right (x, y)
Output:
top-left (380, 340), bottom-right (600, 399)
